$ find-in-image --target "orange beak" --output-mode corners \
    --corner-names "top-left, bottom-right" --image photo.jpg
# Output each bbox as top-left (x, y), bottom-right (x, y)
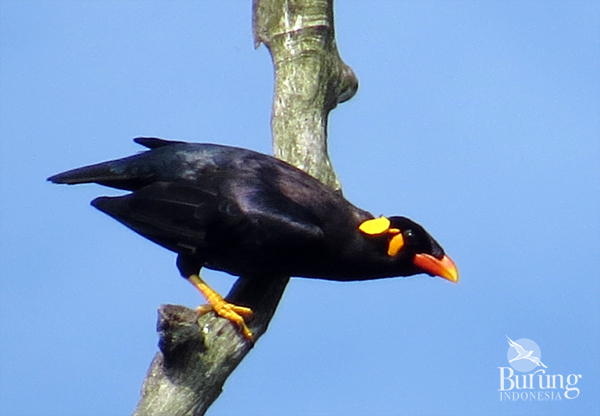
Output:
top-left (413, 253), bottom-right (459, 283)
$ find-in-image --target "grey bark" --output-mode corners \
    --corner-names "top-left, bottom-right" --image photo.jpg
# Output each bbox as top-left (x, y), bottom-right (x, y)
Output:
top-left (132, 1), bottom-right (357, 415)
top-left (254, 0), bottom-right (357, 190)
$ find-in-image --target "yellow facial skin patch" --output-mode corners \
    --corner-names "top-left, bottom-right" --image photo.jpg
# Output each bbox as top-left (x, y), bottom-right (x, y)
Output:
top-left (358, 217), bottom-right (391, 235)
top-left (387, 233), bottom-right (405, 256)
top-left (358, 217), bottom-right (405, 257)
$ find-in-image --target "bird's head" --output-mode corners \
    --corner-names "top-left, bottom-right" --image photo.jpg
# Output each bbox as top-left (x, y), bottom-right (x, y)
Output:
top-left (358, 216), bottom-right (459, 283)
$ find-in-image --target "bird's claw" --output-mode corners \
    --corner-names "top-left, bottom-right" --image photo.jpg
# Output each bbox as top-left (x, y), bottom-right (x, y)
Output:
top-left (187, 274), bottom-right (255, 341)
top-left (196, 301), bottom-right (254, 340)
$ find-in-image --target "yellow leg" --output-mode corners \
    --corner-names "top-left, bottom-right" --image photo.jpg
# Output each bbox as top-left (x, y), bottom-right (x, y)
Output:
top-left (187, 274), bottom-right (254, 340)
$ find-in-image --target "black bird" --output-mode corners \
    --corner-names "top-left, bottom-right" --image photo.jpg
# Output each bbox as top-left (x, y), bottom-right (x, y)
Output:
top-left (48, 137), bottom-right (458, 339)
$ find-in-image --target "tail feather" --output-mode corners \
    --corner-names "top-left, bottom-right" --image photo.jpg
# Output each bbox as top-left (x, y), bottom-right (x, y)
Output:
top-left (47, 138), bottom-right (183, 189)
top-left (47, 155), bottom-right (154, 191)
top-left (134, 137), bottom-right (184, 149)
top-left (48, 161), bottom-right (118, 184)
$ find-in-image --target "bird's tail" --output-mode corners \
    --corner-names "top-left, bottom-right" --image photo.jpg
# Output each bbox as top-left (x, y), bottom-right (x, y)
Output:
top-left (48, 159), bottom-right (124, 185)
top-left (47, 138), bottom-right (184, 190)
top-left (47, 153), bottom-right (152, 190)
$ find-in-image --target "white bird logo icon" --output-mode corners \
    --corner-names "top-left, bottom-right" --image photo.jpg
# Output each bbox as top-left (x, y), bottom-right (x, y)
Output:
top-left (506, 335), bottom-right (547, 368)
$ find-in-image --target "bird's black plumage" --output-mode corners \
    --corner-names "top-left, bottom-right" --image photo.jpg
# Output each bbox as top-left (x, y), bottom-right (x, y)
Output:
top-left (49, 137), bottom-right (457, 284)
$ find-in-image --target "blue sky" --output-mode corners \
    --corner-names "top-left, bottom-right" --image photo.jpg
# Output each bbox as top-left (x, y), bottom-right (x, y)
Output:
top-left (1, 1), bottom-right (598, 416)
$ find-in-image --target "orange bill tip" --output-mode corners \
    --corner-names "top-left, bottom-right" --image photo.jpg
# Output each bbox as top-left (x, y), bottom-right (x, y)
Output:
top-left (413, 253), bottom-right (459, 283)
top-left (358, 216), bottom-right (391, 235)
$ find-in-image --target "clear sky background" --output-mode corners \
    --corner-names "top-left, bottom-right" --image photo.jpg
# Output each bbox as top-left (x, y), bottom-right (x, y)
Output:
top-left (1, 2), bottom-right (599, 416)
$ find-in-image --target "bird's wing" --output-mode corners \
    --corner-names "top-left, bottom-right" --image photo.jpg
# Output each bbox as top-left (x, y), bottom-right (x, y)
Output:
top-left (528, 356), bottom-right (548, 368)
top-left (91, 181), bottom-right (236, 254)
top-left (229, 176), bottom-right (326, 241)
top-left (92, 176), bottom-right (326, 256)
top-left (225, 159), bottom-right (367, 243)
top-left (51, 138), bottom-right (338, 245)
top-left (514, 344), bottom-right (529, 356)
top-left (507, 337), bottom-right (529, 357)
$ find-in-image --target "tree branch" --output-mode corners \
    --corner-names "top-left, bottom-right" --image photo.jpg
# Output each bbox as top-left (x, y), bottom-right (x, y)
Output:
top-left (132, 1), bottom-right (357, 415)
top-left (132, 277), bottom-right (289, 416)
top-left (254, 0), bottom-right (357, 190)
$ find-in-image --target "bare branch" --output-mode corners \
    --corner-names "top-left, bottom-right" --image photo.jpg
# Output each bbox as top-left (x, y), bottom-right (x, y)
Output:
top-left (254, 0), bottom-right (358, 190)
top-left (132, 277), bottom-right (289, 416)
top-left (132, 1), bottom-right (357, 415)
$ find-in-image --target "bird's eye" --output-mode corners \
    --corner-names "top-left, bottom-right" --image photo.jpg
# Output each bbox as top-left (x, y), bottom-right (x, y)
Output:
top-left (403, 229), bottom-right (417, 244)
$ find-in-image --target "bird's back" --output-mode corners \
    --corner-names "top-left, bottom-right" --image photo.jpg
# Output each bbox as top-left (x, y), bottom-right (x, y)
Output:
top-left (49, 138), bottom-right (375, 278)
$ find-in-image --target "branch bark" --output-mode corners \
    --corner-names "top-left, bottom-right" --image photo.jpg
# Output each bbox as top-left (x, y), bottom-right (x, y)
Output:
top-left (132, 1), bottom-right (357, 415)
top-left (254, 0), bottom-right (357, 190)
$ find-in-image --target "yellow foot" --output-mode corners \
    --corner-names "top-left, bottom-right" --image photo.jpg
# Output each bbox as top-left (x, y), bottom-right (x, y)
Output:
top-left (196, 302), bottom-right (254, 340)
top-left (188, 274), bottom-right (254, 341)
